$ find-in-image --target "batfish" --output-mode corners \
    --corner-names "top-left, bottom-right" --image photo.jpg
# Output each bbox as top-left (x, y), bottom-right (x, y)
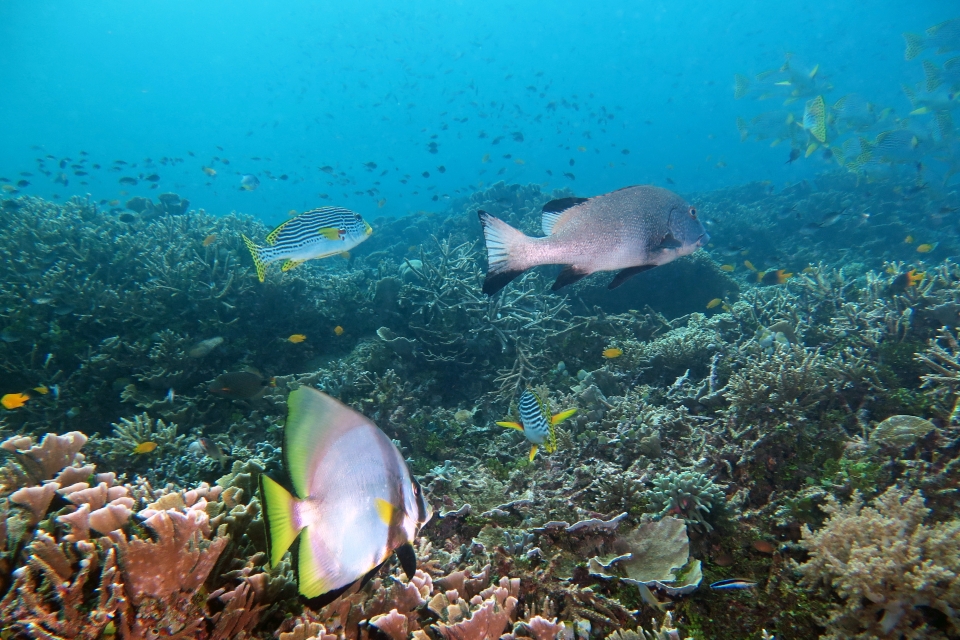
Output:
top-left (259, 387), bottom-right (432, 606)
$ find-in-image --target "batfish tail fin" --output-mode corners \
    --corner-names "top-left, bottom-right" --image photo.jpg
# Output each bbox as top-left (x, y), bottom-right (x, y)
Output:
top-left (242, 234), bottom-right (268, 282)
top-left (259, 474), bottom-right (303, 567)
top-left (478, 209), bottom-right (532, 295)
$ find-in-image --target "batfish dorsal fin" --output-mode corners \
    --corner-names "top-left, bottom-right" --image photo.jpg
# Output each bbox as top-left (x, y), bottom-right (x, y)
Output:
top-left (552, 265), bottom-right (590, 290)
top-left (395, 542), bottom-right (417, 579)
top-left (608, 265), bottom-right (657, 289)
top-left (541, 197), bottom-right (588, 234)
top-left (284, 387), bottom-right (375, 499)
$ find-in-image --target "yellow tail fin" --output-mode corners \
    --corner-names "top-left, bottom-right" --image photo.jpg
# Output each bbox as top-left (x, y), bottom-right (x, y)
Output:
top-left (242, 234), bottom-right (267, 282)
top-left (259, 474), bottom-right (302, 567)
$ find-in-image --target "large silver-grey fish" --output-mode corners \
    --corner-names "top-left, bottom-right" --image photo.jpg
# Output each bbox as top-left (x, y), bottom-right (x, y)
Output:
top-left (242, 206), bottom-right (372, 282)
top-left (259, 387), bottom-right (432, 606)
top-left (478, 185), bottom-right (709, 295)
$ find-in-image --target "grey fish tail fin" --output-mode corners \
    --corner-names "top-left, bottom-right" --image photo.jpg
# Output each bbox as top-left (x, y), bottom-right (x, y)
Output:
top-left (903, 32), bottom-right (925, 60)
top-left (478, 210), bottom-right (529, 295)
top-left (242, 234), bottom-right (268, 282)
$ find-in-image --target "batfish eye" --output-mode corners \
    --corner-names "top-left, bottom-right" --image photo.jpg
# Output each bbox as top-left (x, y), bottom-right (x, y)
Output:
top-left (689, 207), bottom-right (697, 218)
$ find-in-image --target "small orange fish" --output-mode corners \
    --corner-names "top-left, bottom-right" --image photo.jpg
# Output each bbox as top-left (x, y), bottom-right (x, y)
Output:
top-left (916, 243), bottom-right (935, 253)
top-left (334, 326), bottom-right (344, 336)
top-left (904, 235), bottom-right (914, 244)
top-left (602, 347), bottom-right (623, 359)
top-left (32, 385), bottom-right (49, 395)
top-left (719, 264), bottom-right (735, 272)
top-left (802, 266), bottom-right (816, 274)
top-left (132, 441), bottom-right (158, 454)
top-left (287, 334), bottom-right (307, 343)
top-left (743, 260), bottom-right (757, 272)
top-left (721, 303), bottom-right (732, 312)
top-left (706, 298), bottom-right (723, 309)
top-left (202, 166), bottom-right (217, 177)
top-left (758, 269), bottom-right (793, 285)
top-left (1, 393), bottom-right (29, 410)
top-left (202, 234), bottom-right (217, 247)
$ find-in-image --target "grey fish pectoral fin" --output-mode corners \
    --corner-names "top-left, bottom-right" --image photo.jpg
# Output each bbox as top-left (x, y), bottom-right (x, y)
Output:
top-left (552, 265), bottom-right (590, 290)
top-left (656, 232), bottom-right (683, 250)
top-left (395, 542), bottom-right (418, 579)
top-left (608, 265), bottom-right (657, 289)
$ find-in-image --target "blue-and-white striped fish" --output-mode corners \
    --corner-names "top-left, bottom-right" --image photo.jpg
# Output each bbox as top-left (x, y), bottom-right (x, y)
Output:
top-left (497, 389), bottom-right (576, 461)
top-left (242, 206), bottom-right (372, 282)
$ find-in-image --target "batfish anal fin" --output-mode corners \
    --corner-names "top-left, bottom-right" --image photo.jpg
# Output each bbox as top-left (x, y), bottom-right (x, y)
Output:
top-left (395, 542), bottom-right (418, 579)
top-left (496, 421), bottom-right (524, 431)
top-left (375, 498), bottom-right (395, 525)
top-left (552, 265), bottom-right (590, 290)
top-left (608, 265), bottom-right (657, 289)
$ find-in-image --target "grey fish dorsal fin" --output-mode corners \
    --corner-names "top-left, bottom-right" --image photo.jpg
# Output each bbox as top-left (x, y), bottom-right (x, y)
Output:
top-left (541, 197), bottom-right (588, 234)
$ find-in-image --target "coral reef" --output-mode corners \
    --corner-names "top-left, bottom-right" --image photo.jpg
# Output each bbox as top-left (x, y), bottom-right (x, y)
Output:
top-left (798, 487), bottom-right (960, 639)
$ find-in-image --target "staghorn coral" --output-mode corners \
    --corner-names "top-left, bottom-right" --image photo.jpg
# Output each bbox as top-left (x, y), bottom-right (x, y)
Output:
top-left (798, 486), bottom-right (960, 639)
top-left (97, 411), bottom-right (185, 461)
top-left (916, 327), bottom-right (960, 421)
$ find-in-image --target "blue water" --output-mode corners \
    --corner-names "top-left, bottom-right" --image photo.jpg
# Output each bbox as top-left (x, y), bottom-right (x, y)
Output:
top-left (0, 0), bottom-right (954, 226)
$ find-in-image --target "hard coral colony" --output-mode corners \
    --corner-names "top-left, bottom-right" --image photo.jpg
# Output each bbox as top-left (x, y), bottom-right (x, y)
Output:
top-left (1, 15), bottom-right (960, 640)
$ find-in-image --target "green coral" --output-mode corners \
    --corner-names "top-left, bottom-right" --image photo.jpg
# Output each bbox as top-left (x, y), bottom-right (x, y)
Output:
top-left (646, 470), bottom-right (724, 532)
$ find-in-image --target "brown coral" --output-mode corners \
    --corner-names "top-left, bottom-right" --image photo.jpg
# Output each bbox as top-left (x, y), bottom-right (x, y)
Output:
top-left (799, 486), bottom-right (960, 639)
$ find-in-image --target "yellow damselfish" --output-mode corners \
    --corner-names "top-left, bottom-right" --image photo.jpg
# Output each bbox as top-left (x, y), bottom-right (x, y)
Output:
top-left (334, 326), bottom-right (344, 336)
top-left (287, 334), bottom-right (307, 343)
top-left (706, 298), bottom-right (722, 309)
top-left (720, 264), bottom-right (735, 272)
top-left (132, 441), bottom-right (158, 454)
top-left (602, 347), bottom-right (623, 358)
top-left (916, 243), bottom-right (936, 253)
top-left (1, 393), bottom-right (29, 410)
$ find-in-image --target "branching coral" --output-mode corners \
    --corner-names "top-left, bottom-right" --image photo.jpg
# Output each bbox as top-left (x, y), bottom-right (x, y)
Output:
top-left (798, 486), bottom-right (960, 639)
top-left (646, 471), bottom-right (724, 532)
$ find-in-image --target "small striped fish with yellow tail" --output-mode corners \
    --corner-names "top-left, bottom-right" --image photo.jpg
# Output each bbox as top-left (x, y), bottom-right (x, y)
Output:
top-left (498, 389), bottom-right (577, 461)
top-left (242, 206), bottom-right (372, 282)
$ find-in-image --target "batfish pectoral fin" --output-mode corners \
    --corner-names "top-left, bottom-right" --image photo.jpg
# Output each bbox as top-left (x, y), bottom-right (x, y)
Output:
top-left (395, 542), bottom-right (418, 579)
top-left (497, 421), bottom-right (524, 431)
top-left (375, 498), bottom-right (395, 525)
top-left (552, 265), bottom-right (590, 290)
top-left (281, 259), bottom-right (306, 272)
top-left (608, 265), bottom-right (657, 289)
top-left (529, 444), bottom-right (539, 461)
